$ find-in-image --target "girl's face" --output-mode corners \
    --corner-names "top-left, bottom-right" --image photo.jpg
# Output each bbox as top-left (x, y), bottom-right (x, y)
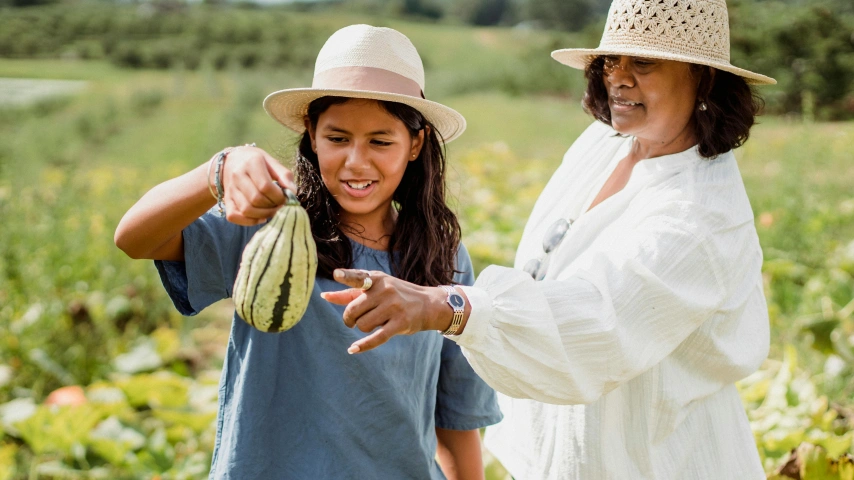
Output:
top-left (307, 99), bottom-right (424, 229)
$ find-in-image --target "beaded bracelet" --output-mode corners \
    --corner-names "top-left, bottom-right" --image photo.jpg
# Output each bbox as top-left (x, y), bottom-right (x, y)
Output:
top-left (211, 149), bottom-right (230, 217)
top-left (210, 143), bottom-right (256, 218)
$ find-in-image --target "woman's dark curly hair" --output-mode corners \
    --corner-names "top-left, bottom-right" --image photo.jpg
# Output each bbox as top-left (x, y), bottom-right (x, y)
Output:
top-left (294, 96), bottom-right (461, 287)
top-left (582, 56), bottom-right (765, 158)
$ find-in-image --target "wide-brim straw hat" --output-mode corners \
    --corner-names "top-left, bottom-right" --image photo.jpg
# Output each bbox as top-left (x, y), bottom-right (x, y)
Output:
top-left (264, 24), bottom-right (466, 143)
top-left (551, 0), bottom-right (776, 85)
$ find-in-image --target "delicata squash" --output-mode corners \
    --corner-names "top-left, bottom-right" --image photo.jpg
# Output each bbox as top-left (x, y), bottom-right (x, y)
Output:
top-left (233, 189), bottom-right (317, 333)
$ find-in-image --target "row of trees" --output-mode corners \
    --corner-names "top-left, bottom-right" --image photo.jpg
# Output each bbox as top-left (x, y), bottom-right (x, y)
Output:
top-left (359, 0), bottom-right (854, 32)
top-left (729, 0), bottom-right (854, 120)
top-left (0, 0), bottom-right (852, 119)
top-left (0, 0), bottom-right (613, 31)
top-left (0, 5), bottom-right (330, 70)
top-left (356, 0), bottom-right (613, 31)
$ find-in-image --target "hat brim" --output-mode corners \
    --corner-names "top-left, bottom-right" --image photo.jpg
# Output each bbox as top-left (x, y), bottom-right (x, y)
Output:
top-left (263, 88), bottom-right (467, 143)
top-left (551, 47), bottom-right (776, 86)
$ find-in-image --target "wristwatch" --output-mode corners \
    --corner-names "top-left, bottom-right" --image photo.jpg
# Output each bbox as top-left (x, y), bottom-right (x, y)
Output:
top-left (439, 285), bottom-right (465, 336)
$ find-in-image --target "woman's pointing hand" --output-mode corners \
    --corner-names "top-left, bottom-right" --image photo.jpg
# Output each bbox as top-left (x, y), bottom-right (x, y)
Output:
top-left (321, 269), bottom-right (454, 354)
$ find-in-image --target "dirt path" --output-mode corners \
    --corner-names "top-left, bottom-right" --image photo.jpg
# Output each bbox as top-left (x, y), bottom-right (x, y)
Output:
top-left (0, 78), bottom-right (87, 107)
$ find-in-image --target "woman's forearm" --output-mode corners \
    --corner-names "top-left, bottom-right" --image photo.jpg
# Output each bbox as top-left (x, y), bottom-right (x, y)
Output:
top-left (114, 161), bottom-right (214, 261)
top-left (435, 428), bottom-right (485, 480)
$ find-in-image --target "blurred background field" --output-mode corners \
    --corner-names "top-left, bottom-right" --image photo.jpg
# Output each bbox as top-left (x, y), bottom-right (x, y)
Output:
top-left (0, 0), bottom-right (852, 478)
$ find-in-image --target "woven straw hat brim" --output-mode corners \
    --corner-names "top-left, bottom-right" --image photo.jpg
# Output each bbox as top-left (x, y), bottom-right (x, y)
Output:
top-left (263, 88), bottom-right (467, 143)
top-left (551, 47), bottom-right (776, 86)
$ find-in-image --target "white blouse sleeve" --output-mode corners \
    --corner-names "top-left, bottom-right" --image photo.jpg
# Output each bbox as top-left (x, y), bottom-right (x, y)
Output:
top-left (453, 206), bottom-right (756, 405)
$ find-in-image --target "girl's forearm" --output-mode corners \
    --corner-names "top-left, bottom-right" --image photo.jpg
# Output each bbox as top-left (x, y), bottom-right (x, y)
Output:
top-left (115, 161), bottom-right (214, 261)
top-left (435, 428), bottom-right (485, 480)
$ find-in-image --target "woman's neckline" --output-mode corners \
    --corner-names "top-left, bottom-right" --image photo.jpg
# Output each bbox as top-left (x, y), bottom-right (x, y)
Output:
top-left (613, 133), bottom-right (699, 163)
top-left (578, 137), bottom-right (700, 217)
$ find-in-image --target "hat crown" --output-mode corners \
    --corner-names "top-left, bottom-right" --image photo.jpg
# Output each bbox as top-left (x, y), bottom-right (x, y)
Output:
top-left (314, 24), bottom-right (426, 92)
top-left (600, 0), bottom-right (730, 63)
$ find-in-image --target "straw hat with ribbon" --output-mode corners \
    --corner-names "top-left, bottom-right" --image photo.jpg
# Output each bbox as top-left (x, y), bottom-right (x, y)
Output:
top-left (264, 24), bottom-right (466, 143)
top-left (551, 0), bottom-right (776, 85)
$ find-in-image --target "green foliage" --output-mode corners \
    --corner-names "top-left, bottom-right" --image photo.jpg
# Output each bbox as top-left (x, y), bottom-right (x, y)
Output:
top-left (527, 0), bottom-right (596, 31)
top-left (729, 1), bottom-right (854, 119)
top-left (737, 121), bottom-right (854, 403)
top-left (0, 5), bottom-right (331, 71)
top-left (0, 80), bottom-right (198, 403)
top-left (740, 347), bottom-right (854, 474)
top-left (0, 370), bottom-right (218, 477)
top-left (0, 10), bottom-right (852, 477)
top-left (399, 0), bottom-right (445, 19)
top-left (767, 442), bottom-right (854, 480)
top-left (0, 4), bottom-right (592, 102)
top-left (453, 0), bottom-right (513, 26)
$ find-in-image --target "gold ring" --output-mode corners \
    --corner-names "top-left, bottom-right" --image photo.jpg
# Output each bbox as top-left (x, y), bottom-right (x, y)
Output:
top-left (359, 270), bottom-right (373, 291)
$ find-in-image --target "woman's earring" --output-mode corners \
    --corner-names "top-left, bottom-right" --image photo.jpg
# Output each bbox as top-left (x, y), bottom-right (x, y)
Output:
top-left (699, 101), bottom-right (708, 111)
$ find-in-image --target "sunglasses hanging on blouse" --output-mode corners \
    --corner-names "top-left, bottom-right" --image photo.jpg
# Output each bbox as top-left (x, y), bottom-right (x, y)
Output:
top-left (523, 218), bottom-right (573, 281)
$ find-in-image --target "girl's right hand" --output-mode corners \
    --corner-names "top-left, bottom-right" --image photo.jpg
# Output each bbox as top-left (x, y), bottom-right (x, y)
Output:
top-left (219, 146), bottom-right (298, 226)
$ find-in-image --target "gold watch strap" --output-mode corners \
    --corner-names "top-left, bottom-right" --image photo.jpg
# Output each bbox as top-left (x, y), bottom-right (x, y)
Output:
top-left (440, 285), bottom-right (464, 336)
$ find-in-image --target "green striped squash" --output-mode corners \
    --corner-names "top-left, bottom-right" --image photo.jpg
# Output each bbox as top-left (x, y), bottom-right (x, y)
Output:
top-left (232, 191), bottom-right (317, 333)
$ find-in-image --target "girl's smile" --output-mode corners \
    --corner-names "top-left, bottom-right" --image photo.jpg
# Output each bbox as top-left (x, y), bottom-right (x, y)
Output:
top-left (341, 179), bottom-right (377, 197)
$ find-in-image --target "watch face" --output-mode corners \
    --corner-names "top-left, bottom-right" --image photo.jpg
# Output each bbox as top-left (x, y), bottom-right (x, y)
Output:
top-left (449, 293), bottom-right (465, 309)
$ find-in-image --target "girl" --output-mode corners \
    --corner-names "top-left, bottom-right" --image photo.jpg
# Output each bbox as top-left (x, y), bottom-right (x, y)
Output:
top-left (114, 25), bottom-right (501, 479)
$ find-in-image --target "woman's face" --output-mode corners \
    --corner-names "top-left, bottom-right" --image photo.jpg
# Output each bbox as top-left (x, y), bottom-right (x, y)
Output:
top-left (308, 99), bottom-right (423, 228)
top-left (603, 56), bottom-right (699, 146)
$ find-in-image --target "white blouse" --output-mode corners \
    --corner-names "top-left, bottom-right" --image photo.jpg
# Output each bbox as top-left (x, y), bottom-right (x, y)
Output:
top-left (453, 121), bottom-right (770, 479)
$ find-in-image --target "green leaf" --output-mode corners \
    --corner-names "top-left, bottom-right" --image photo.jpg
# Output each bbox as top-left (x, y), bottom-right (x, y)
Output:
top-left (14, 403), bottom-right (106, 456)
top-left (813, 432), bottom-right (853, 459)
top-left (87, 416), bottom-right (146, 465)
top-left (0, 443), bottom-right (17, 480)
top-left (765, 429), bottom-right (808, 456)
top-left (776, 443), bottom-right (854, 480)
top-left (803, 319), bottom-right (840, 355)
top-left (152, 409), bottom-right (216, 434)
top-left (800, 443), bottom-right (835, 479)
top-left (115, 372), bottom-right (190, 409)
top-left (839, 455), bottom-right (854, 480)
top-left (151, 327), bottom-right (181, 362)
top-left (136, 427), bottom-right (175, 473)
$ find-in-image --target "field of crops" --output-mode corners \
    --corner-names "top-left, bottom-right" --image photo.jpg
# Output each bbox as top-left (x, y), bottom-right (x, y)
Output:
top-left (0, 9), bottom-right (852, 480)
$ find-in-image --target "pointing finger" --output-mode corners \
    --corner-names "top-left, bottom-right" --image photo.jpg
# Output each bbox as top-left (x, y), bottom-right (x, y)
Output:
top-left (332, 269), bottom-right (372, 290)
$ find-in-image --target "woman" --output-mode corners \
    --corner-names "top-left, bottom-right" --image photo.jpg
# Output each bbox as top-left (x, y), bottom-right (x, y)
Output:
top-left (323, 0), bottom-right (776, 478)
top-left (115, 25), bottom-right (500, 479)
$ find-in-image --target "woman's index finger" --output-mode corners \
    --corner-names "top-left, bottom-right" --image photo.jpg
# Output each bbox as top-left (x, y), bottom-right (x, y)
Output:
top-left (332, 269), bottom-right (371, 289)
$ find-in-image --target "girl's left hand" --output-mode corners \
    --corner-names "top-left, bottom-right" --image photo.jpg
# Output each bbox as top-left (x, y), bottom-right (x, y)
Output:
top-left (321, 269), bottom-right (451, 353)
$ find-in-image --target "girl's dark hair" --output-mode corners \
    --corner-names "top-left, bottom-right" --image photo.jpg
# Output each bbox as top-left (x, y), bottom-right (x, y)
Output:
top-left (294, 96), bottom-right (461, 287)
top-left (582, 56), bottom-right (765, 159)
